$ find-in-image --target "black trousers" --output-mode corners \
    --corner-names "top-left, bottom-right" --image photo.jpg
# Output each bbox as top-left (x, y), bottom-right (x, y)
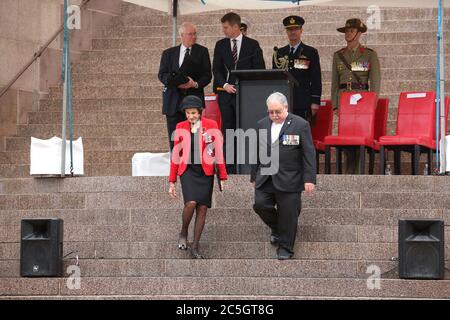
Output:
top-left (253, 178), bottom-right (302, 255)
top-left (218, 92), bottom-right (236, 173)
top-left (166, 111), bottom-right (186, 151)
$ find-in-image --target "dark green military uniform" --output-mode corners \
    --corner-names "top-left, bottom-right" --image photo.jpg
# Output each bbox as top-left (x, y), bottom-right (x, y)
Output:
top-left (331, 18), bottom-right (381, 174)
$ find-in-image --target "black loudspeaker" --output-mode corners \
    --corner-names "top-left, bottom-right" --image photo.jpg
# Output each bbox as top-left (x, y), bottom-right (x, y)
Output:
top-left (20, 219), bottom-right (64, 277)
top-left (399, 219), bottom-right (444, 280)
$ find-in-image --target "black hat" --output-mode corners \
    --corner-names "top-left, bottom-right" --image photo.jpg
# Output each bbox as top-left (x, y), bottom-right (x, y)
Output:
top-left (337, 18), bottom-right (367, 33)
top-left (180, 95), bottom-right (204, 112)
top-left (283, 15), bottom-right (305, 29)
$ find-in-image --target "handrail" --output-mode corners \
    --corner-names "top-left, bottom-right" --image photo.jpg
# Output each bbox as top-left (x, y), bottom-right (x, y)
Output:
top-left (0, 0), bottom-right (91, 99)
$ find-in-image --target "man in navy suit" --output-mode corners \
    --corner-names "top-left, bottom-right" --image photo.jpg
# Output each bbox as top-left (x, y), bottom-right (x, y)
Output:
top-left (272, 16), bottom-right (322, 123)
top-left (213, 12), bottom-right (265, 173)
top-left (251, 92), bottom-right (316, 260)
top-left (158, 22), bottom-right (212, 150)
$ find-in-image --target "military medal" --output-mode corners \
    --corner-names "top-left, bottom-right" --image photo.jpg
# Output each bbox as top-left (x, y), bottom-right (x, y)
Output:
top-left (294, 54), bottom-right (310, 70)
top-left (281, 134), bottom-right (300, 145)
top-left (206, 143), bottom-right (214, 156)
top-left (362, 61), bottom-right (370, 71)
top-left (203, 132), bottom-right (212, 144)
top-left (351, 61), bottom-right (370, 72)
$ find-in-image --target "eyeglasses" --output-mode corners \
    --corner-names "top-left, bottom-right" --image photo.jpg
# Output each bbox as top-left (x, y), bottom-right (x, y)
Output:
top-left (268, 110), bottom-right (284, 115)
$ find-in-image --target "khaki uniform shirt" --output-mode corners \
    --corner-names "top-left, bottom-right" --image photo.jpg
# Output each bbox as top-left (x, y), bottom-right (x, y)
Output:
top-left (331, 44), bottom-right (381, 109)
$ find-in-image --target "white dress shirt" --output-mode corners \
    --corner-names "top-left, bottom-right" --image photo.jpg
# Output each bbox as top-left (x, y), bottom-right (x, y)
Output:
top-left (271, 119), bottom-right (286, 144)
top-left (179, 44), bottom-right (191, 68)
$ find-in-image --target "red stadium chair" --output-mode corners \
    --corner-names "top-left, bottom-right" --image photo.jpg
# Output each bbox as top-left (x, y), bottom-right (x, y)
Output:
top-left (311, 100), bottom-right (334, 173)
top-left (368, 98), bottom-right (389, 174)
top-left (378, 92), bottom-right (449, 175)
top-left (203, 94), bottom-right (222, 130)
top-left (323, 92), bottom-right (378, 174)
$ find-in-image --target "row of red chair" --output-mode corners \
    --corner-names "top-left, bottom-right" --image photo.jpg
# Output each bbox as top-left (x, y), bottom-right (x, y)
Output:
top-left (203, 92), bottom-right (449, 175)
top-left (313, 92), bottom-right (450, 175)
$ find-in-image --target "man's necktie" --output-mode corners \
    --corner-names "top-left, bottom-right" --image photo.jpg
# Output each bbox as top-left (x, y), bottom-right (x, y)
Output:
top-left (232, 39), bottom-right (238, 65)
top-left (183, 48), bottom-right (190, 64)
top-left (289, 46), bottom-right (295, 58)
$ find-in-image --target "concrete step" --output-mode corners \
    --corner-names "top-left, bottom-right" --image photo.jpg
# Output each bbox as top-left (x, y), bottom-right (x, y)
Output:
top-left (117, 7), bottom-right (450, 26)
top-left (39, 98), bottom-right (161, 112)
top-left (117, 0), bottom-right (445, 17)
top-left (1, 240), bottom-right (446, 261)
top-left (38, 92), bottom-right (406, 112)
top-left (71, 69), bottom-right (450, 89)
top-left (79, 45), bottom-right (450, 63)
top-left (46, 80), bottom-right (447, 101)
top-left (20, 110), bottom-right (449, 137)
top-left (119, 1), bottom-right (167, 17)
top-left (1, 276), bottom-right (450, 298)
top-left (0, 258), bottom-right (395, 279)
top-left (47, 85), bottom-right (164, 100)
top-left (27, 110), bottom-right (165, 125)
top-left (69, 68), bottom-right (450, 90)
top-left (3, 137), bottom-right (168, 153)
top-left (0, 164), bottom-right (147, 178)
top-left (0, 159), bottom-right (441, 179)
top-left (1, 178), bottom-right (450, 210)
top-left (72, 54), bottom-right (450, 75)
top-left (16, 124), bottom-right (166, 138)
top-left (1, 220), bottom-right (449, 244)
top-left (1, 134), bottom-right (446, 160)
top-left (0, 207), bottom-right (445, 227)
top-left (0, 165), bottom-right (29, 179)
top-left (90, 32), bottom-right (447, 50)
top-left (97, 19), bottom-right (450, 38)
top-left (1, 175), bottom-right (450, 194)
top-left (0, 161), bottom-right (436, 179)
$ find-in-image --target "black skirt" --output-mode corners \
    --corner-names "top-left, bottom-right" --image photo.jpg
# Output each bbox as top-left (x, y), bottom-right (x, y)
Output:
top-left (180, 164), bottom-right (214, 208)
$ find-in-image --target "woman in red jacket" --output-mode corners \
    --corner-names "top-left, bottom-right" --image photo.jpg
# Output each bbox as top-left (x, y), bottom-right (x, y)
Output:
top-left (169, 95), bottom-right (227, 259)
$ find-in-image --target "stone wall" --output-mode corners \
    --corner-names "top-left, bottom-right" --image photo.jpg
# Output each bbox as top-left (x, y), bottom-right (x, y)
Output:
top-left (0, 0), bottom-right (122, 147)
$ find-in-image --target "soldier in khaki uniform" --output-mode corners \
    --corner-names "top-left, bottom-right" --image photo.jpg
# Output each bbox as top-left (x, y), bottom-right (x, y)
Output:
top-left (331, 18), bottom-right (381, 174)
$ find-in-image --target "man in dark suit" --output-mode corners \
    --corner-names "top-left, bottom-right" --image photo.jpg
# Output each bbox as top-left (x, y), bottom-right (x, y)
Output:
top-left (158, 22), bottom-right (212, 150)
top-left (213, 12), bottom-right (265, 173)
top-left (251, 92), bottom-right (316, 260)
top-left (272, 16), bottom-right (322, 123)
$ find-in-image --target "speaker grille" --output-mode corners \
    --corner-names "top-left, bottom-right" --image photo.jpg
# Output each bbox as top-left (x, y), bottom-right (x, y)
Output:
top-left (20, 219), bottom-right (63, 277)
top-left (399, 219), bottom-right (444, 280)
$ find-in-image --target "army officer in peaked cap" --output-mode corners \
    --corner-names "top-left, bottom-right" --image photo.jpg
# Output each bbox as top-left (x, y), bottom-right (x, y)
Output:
top-left (272, 15), bottom-right (322, 123)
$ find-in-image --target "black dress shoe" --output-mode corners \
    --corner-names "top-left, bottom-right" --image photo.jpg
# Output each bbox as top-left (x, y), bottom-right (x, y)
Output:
top-left (277, 247), bottom-right (293, 260)
top-left (270, 234), bottom-right (279, 245)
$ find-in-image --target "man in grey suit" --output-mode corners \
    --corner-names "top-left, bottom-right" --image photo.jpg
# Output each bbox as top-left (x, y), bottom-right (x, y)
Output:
top-left (250, 92), bottom-right (316, 260)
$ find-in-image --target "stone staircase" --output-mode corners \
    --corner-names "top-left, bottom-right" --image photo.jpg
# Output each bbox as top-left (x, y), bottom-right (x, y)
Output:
top-left (1, 2), bottom-right (450, 177)
top-left (0, 175), bottom-right (449, 299)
